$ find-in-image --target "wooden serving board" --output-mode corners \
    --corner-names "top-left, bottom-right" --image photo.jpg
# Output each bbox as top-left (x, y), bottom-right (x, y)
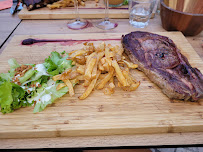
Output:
top-left (0, 32), bottom-right (203, 139)
top-left (18, 0), bottom-right (129, 19)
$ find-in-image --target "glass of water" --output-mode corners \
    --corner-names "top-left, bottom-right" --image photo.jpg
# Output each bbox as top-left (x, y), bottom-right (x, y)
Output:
top-left (129, 0), bottom-right (155, 28)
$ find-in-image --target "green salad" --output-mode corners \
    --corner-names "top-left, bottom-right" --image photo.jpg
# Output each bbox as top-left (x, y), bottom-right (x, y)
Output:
top-left (0, 51), bottom-right (73, 114)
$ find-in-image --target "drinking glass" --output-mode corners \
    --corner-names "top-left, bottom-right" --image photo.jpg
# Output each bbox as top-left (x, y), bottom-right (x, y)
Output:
top-left (67, 0), bottom-right (88, 30)
top-left (95, 0), bottom-right (118, 30)
top-left (129, 0), bottom-right (155, 28)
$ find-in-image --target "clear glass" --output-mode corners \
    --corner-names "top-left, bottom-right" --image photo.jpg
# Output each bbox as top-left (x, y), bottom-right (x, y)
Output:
top-left (129, 0), bottom-right (155, 28)
top-left (67, 0), bottom-right (88, 30)
top-left (95, 0), bottom-right (118, 30)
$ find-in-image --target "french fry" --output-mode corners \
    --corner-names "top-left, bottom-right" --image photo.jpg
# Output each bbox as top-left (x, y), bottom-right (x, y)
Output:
top-left (70, 79), bottom-right (79, 84)
top-left (63, 79), bottom-right (75, 97)
top-left (76, 65), bottom-right (85, 75)
top-left (97, 67), bottom-right (114, 89)
top-left (100, 57), bottom-right (106, 65)
top-left (122, 70), bottom-right (134, 84)
top-left (109, 77), bottom-right (115, 89)
top-left (96, 42), bottom-right (105, 52)
top-left (109, 51), bottom-right (115, 58)
top-left (112, 60), bottom-right (128, 86)
top-left (69, 49), bottom-right (86, 59)
top-left (53, 74), bottom-right (62, 81)
top-left (98, 62), bottom-right (104, 71)
top-left (76, 75), bottom-right (85, 81)
top-left (103, 62), bottom-right (110, 71)
top-left (105, 47), bottom-right (110, 58)
top-left (86, 52), bottom-right (97, 64)
top-left (83, 79), bottom-right (91, 87)
top-left (103, 87), bottom-right (114, 95)
top-left (99, 73), bottom-right (108, 79)
top-left (123, 60), bottom-right (138, 69)
top-left (128, 82), bottom-right (140, 91)
top-left (92, 51), bottom-right (105, 78)
top-left (79, 71), bottom-right (101, 99)
top-left (84, 57), bottom-right (97, 80)
top-left (56, 83), bottom-right (66, 91)
top-left (68, 49), bottom-right (78, 56)
top-left (118, 82), bottom-right (122, 88)
top-left (75, 55), bottom-right (86, 65)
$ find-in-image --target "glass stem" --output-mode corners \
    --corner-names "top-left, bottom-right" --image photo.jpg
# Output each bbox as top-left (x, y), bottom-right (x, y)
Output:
top-left (74, 0), bottom-right (80, 21)
top-left (104, 0), bottom-right (109, 21)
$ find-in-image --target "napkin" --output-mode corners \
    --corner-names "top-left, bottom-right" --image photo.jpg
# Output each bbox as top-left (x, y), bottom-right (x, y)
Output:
top-left (0, 0), bottom-right (13, 11)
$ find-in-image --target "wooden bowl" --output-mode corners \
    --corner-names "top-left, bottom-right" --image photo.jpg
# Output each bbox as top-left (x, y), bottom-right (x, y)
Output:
top-left (160, 0), bottom-right (203, 36)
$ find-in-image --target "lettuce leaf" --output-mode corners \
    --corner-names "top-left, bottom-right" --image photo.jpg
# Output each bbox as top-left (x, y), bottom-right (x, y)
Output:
top-left (0, 79), bottom-right (13, 114)
top-left (27, 79), bottom-right (69, 113)
top-left (44, 51), bottom-right (72, 76)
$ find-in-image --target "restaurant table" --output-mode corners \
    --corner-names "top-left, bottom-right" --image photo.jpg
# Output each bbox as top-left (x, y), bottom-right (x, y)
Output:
top-left (0, 8), bottom-right (203, 149)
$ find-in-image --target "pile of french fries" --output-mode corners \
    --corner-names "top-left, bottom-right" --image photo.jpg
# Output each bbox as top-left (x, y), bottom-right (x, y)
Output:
top-left (53, 42), bottom-right (140, 100)
top-left (47, 0), bottom-right (99, 9)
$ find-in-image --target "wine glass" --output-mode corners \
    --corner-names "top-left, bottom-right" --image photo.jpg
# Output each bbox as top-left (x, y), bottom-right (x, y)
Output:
top-left (67, 0), bottom-right (89, 30)
top-left (95, 0), bottom-right (118, 30)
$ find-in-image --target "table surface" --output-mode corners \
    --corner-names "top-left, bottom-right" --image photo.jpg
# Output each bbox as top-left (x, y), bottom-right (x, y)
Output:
top-left (0, 7), bottom-right (203, 149)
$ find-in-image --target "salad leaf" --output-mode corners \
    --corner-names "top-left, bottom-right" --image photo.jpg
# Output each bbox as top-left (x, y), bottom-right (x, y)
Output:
top-left (0, 78), bottom-right (13, 114)
top-left (33, 85), bottom-right (68, 113)
top-left (123, 0), bottom-right (128, 5)
top-left (11, 83), bottom-right (31, 110)
top-left (8, 58), bottom-right (20, 78)
top-left (44, 51), bottom-right (72, 76)
top-left (19, 69), bottom-right (36, 84)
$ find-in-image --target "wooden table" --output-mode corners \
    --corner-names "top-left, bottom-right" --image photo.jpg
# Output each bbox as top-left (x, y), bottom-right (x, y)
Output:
top-left (0, 10), bottom-right (203, 149)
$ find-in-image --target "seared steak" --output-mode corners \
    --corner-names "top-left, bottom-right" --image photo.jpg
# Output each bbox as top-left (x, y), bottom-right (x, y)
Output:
top-left (122, 31), bottom-right (203, 101)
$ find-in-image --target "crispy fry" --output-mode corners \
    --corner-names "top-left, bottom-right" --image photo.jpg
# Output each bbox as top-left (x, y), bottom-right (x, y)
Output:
top-left (112, 60), bottom-right (128, 86)
top-left (76, 65), bottom-right (85, 75)
top-left (105, 47), bottom-right (110, 58)
top-left (56, 83), bottom-right (66, 91)
top-left (103, 62), bottom-right (110, 71)
top-left (83, 79), bottom-right (91, 87)
top-left (69, 49), bottom-right (79, 56)
top-left (99, 73), bottom-right (108, 79)
top-left (123, 60), bottom-right (138, 69)
top-left (85, 57), bottom-right (97, 80)
top-left (98, 62), bottom-right (104, 71)
top-left (70, 79), bottom-right (79, 84)
top-left (53, 74), bottom-right (62, 81)
top-left (86, 52), bottom-right (97, 64)
top-left (76, 75), bottom-right (85, 81)
top-left (100, 57), bottom-right (106, 65)
top-left (97, 67), bottom-right (114, 90)
top-left (75, 55), bottom-right (86, 65)
top-left (118, 82), bottom-right (122, 88)
top-left (79, 71), bottom-right (101, 99)
top-left (103, 87), bottom-right (114, 95)
top-left (128, 82), bottom-right (140, 91)
top-left (109, 77), bottom-right (115, 89)
top-left (70, 49), bottom-right (86, 59)
top-left (122, 70), bottom-right (134, 84)
top-left (96, 42), bottom-right (105, 52)
top-left (63, 79), bottom-right (74, 97)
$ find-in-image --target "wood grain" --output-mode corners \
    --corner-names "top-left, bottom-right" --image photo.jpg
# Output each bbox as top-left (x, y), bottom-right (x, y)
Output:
top-left (160, 0), bottom-right (203, 36)
top-left (0, 32), bottom-right (202, 139)
top-left (18, 1), bottom-right (129, 20)
top-left (0, 132), bottom-right (203, 149)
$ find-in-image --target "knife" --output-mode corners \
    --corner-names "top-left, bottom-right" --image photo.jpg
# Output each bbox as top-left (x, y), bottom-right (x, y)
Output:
top-left (10, 0), bottom-right (23, 15)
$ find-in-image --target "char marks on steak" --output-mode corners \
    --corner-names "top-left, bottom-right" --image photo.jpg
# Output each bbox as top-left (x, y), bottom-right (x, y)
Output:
top-left (122, 31), bottom-right (203, 101)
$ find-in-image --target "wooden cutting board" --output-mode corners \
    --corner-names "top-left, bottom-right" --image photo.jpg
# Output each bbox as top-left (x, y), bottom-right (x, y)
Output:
top-left (18, 0), bottom-right (129, 19)
top-left (0, 32), bottom-right (203, 139)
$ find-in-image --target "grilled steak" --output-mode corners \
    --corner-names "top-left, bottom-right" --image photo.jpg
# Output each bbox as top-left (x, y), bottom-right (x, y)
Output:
top-left (122, 31), bottom-right (203, 101)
